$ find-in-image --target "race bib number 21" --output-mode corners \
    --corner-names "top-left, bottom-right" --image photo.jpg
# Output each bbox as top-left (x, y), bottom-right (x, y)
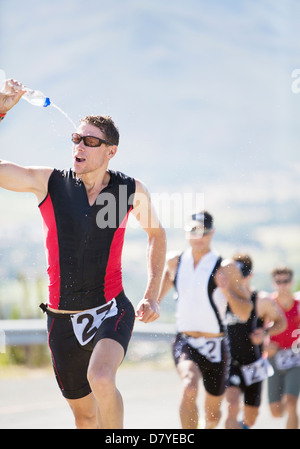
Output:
top-left (241, 357), bottom-right (274, 386)
top-left (187, 336), bottom-right (222, 363)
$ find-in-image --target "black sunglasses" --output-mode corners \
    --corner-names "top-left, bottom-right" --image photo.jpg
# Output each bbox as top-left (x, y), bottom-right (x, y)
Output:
top-left (71, 133), bottom-right (113, 147)
top-left (274, 279), bottom-right (292, 285)
top-left (185, 225), bottom-right (212, 236)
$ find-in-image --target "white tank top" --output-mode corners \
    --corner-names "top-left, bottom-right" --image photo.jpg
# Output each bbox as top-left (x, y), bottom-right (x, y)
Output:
top-left (175, 249), bottom-right (227, 334)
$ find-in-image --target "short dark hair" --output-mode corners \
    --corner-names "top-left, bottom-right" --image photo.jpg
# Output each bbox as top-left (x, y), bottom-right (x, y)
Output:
top-left (271, 266), bottom-right (294, 279)
top-left (80, 115), bottom-right (119, 145)
top-left (190, 210), bottom-right (213, 230)
top-left (233, 253), bottom-right (253, 277)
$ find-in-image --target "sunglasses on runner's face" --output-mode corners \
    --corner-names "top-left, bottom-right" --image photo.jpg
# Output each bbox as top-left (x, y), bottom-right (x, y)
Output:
top-left (71, 133), bottom-right (113, 147)
top-left (274, 279), bottom-right (292, 285)
top-left (186, 226), bottom-right (212, 236)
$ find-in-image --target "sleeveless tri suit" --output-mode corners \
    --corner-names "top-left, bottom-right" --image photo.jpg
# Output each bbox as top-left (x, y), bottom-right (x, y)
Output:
top-left (226, 292), bottom-right (265, 406)
top-left (39, 169), bottom-right (136, 399)
top-left (172, 249), bottom-right (230, 396)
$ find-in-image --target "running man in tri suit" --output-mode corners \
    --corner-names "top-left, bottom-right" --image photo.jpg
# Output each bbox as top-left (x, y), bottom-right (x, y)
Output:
top-left (158, 211), bottom-right (253, 429)
top-left (225, 254), bottom-right (287, 429)
top-left (264, 267), bottom-right (300, 429)
top-left (0, 79), bottom-right (166, 428)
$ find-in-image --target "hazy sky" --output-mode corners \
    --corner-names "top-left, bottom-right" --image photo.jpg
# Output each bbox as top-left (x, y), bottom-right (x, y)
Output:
top-left (1, 0), bottom-right (300, 190)
top-left (1, 0), bottom-right (300, 285)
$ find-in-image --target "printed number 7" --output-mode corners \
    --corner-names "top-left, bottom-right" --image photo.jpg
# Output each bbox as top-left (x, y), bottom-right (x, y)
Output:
top-left (206, 341), bottom-right (216, 359)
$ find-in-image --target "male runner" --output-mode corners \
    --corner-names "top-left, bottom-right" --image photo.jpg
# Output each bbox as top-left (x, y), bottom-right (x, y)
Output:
top-left (158, 211), bottom-right (252, 429)
top-left (265, 267), bottom-right (300, 429)
top-left (0, 79), bottom-right (166, 429)
top-left (225, 254), bottom-right (287, 429)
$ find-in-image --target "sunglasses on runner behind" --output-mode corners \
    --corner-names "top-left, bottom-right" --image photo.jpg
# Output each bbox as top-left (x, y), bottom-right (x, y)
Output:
top-left (185, 225), bottom-right (212, 236)
top-left (71, 133), bottom-right (113, 147)
top-left (274, 278), bottom-right (292, 285)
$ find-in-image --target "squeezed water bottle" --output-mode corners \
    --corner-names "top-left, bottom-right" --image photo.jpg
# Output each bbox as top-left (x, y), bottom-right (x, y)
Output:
top-left (0, 69), bottom-right (76, 128)
top-left (22, 88), bottom-right (51, 107)
top-left (0, 70), bottom-right (51, 107)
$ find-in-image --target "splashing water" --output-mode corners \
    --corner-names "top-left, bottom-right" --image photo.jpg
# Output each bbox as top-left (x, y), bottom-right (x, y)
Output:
top-left (51, 103), bottom-right (77, 130)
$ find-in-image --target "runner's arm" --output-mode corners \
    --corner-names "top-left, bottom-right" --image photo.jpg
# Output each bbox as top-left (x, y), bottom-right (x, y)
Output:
top-left (0, 161), bottom-right (52, 201)
top-left (131, 179), bottom-right (167, 323)
top-left (256, 293), bottom-right (287, 337)
top-left (215, 259), bottom-right (253, 321)
top-left (157, 254), bottom-right (180, 304)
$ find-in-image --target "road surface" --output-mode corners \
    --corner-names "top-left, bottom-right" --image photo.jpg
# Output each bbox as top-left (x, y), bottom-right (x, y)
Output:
top-left (0, 361), bottom-right (296, 429)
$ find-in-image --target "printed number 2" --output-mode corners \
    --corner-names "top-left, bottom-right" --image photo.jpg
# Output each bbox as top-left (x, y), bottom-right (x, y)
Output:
top-left (251, 360), bottom-right (266, 383)
top-left (76, 313), bottom-right (97, 343)
top-left (206, 340), bottom-right (217, 360)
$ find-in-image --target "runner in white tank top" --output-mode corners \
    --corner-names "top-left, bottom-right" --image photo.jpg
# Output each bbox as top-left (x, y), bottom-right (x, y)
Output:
top-left (175, 247), bottom-right (227, 334)
top-left (158, 211), bottom-right (252, 429)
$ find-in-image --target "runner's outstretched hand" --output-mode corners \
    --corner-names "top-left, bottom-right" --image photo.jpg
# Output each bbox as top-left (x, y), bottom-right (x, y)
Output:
top-left (135, 298), bottom-right (160, 323)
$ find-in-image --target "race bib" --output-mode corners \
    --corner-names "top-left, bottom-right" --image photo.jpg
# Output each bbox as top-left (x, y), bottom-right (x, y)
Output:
top-left (240, 357), bottom-right (274, 386)
top-left (275, 348), bottom-right (300, 371)
top-left (70, 299), bottom-right (117, 346)
top-left (187, 336), bottom-right (223, 363)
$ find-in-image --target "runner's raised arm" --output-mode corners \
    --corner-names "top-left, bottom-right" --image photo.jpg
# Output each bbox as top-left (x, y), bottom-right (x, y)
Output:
top-left (0, 79), bottom-right (52, 202)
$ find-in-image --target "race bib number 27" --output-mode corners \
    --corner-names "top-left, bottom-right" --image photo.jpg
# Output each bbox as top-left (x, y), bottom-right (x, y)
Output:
top-left (71, 299), bottom-right (117, 346)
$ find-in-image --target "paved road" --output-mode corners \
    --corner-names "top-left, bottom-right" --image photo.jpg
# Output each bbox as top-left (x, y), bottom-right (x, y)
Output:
top-left (0, 361), bottom-right (297, 429)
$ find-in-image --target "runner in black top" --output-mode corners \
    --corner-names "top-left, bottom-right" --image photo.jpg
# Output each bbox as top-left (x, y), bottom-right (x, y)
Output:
top-left (39, 168), bottom-right (136, 311)
top-left (0, 79), bottom-right (166, 429)
top-left (225, 254), bottom-right (286, 429)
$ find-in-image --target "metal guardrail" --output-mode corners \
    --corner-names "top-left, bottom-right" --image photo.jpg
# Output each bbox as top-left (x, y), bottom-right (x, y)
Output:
top-left (132, 321), bottom-right (176, 342)
top-left (0, 319), bottom-right (176, 347)
top-left (0, 319), bottom-right (47, 346)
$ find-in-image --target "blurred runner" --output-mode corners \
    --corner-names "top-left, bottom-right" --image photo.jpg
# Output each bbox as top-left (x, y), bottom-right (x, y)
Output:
top-left (158, 211), bottom-right (252, 429)
top-left (265, 267), bottom-right (300, 429)
top-left (225, 254), bottom-right (287, 429)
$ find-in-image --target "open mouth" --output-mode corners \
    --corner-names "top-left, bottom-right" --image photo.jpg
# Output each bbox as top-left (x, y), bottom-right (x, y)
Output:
top-left (74, 156), bottom-right (86, 163)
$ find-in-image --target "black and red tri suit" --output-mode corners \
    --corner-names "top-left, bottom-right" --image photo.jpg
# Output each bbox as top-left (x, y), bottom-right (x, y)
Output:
top-left (38, 168), bottom-right (136, 399)
top-left (39, 168), bottom-right (135, 310)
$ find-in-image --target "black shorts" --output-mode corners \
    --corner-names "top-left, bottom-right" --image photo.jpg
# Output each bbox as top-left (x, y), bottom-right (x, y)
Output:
top-left (227, 360), bottom-right (262, 407)
top-left (172, 333), bottom-right (230, 396)
top-left (44, 292), bottom-right (135, 400)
